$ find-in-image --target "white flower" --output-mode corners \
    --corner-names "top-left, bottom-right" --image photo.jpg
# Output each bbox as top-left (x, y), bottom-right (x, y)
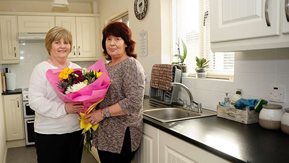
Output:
top-left (65, 82), bottom-right (87, 94)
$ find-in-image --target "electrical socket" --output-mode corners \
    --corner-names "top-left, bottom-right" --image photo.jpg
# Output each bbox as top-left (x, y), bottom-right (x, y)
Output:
top-left (269, 86), bottom-right (285, 103)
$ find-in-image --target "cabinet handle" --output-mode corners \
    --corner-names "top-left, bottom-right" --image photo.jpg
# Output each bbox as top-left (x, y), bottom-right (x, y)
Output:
top-left (265, 0), bottom-right (271, 26)
top-left (78, 46), bottom-right (81, 55)
top-left (17, 100), bottom-right (19, 108)
top-left (203, 11), bottom-right (209, 26)
top-left (27, 120), bottom-right (34, 124)
top-left (14, 47), bottom-right (16, 57)
top-left (285, 0), bottom-right (289, 22)
top-left (73, 46), bottom-right (76, 55)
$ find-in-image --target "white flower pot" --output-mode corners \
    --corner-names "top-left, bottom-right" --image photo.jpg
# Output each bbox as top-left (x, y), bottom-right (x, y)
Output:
top-left (196, 72), bottom-right (207, 78)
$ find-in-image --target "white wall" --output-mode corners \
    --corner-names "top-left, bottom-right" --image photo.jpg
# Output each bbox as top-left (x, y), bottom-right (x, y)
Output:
top-left (3, 41), bottom-right (95, 89)
top-left (98, 0), bottom-right (172, 94)
top-left (182, 48), bottom-right (289, 111)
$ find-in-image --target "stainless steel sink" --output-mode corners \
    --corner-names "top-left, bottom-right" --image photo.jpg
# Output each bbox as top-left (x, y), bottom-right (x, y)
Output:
top-left (143, 107), bottom-right (216, 123)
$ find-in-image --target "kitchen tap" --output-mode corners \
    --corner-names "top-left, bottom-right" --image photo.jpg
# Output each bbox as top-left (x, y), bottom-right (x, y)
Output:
top-left (171, 82), bottom-right (202, 113)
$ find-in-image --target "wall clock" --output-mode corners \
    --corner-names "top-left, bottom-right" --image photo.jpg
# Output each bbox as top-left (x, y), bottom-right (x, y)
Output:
top-left (134, 0), bottom-right (148, 20)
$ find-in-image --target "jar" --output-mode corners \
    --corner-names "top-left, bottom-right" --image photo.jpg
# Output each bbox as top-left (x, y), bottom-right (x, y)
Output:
top-left (259, 104), bottom-right (283, 130)
top-left (281, 109), bottom-right (289, 134)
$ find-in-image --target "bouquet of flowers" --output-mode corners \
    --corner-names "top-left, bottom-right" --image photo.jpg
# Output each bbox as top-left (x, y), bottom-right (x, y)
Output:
top-left (46, 60), bottom-right (110, 149)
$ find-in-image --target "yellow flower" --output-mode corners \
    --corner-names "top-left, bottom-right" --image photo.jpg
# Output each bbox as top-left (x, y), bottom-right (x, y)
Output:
top-left (96, 71), bottom-right (102, 78)
top-left (59, 67), bottom-right (73, 80)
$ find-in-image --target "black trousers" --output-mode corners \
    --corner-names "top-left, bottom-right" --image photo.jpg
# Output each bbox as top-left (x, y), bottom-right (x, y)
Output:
top-left (35, 130), bottom-right (84, 163)
top-left (98, 128), bottom-right (137, 163)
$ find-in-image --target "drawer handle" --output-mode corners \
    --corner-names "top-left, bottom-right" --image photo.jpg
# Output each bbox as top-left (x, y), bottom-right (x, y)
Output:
top-left (14, 47), bottom-right (17, 57)
top-left (73, 46), bottom-right (76, 55)
top-left (285, 0), bottom-right (289, 22)
top-left (27, 120), bottom-right (34, 124)
top-left (203, 11), bottom-right (209, 26)
top-left (78, 46), bottom-right (81, 55)
top-left (265, 0), bottom-right (271, 26)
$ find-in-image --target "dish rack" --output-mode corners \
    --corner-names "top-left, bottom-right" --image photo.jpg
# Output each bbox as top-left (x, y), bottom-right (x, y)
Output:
top-left (149, 65), bottom-right (182, 105)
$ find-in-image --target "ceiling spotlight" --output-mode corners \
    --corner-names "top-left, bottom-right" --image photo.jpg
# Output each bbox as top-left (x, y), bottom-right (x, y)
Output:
top-left (52, 0), bottom-right (69, 8)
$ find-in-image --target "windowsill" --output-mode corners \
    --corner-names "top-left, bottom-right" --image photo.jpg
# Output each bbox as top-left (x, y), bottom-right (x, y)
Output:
top-left (182, 73), bottom-right (234, 82)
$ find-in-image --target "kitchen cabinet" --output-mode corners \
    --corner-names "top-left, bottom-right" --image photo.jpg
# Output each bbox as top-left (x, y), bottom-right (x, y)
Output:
top-left (0, 16), bottom-right (19, 64)
top-left (0, 83), bottom-right (7, 163)
top-left (159, 130), bottom-right (229, 163)
top-left (132, 124), bottom-right (159, 163)
top-left (56, 16), bottom-right (98, 61)
top-left (134, 124), bottom-right (229, 163)
top-left (210, 0), bottom-right (289, 52)
top-left (3, 94), bottom-right (24, 142)
top-left (18, 15), bottom-right (55, 33)
top-left (282, 0), bottom-right (289, 34)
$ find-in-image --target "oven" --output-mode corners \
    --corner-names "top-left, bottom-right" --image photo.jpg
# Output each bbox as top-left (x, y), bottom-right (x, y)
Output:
top-left (24, 118), bottom-right (35, 145)
top-left (22, 88), bottom-right (35, 145)
top-left (23, 101), bottom-right (35, 118)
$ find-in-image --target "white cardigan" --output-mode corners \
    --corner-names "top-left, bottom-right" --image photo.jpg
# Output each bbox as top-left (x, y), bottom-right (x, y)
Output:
top-left (29, 61), bottom-right (81, 134)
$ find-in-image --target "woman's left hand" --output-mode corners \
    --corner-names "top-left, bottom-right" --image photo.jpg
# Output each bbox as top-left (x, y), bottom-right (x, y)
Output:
top-left (85, 109), bottom-right (103, 125)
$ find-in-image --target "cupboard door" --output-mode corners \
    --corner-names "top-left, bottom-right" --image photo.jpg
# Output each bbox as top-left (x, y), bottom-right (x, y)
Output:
top-left (159, 131), bottom-right (230, 163)
top-left (133, 124), bottom-right (159, 163)
top-left (18, 16), bottom-right (55, 33)
top-left (282, 0), bottom-right (289, 34)
top-left (3, 95), bottom-right (24, 141)
top-left (76, 17), bottom-right (96, 59)
top-left (55, 16), bottom-right (78, 57)
top-left (210, 0), bottom-right (280, 42)
top-left (0, 16), bottom-right (19, 63)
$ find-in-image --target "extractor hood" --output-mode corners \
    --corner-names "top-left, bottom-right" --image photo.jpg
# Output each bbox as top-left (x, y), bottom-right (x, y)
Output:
top-left (18, 32), bottom-right (46, 41)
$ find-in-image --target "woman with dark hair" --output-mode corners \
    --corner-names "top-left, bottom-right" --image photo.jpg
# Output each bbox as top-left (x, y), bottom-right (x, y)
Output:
top-left (86, 22), bottom-right (145, 163)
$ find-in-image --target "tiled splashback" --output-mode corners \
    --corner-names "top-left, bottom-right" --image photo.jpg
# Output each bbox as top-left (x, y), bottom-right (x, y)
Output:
top-left (3, 41), bottom-right (94, 89)
top-left (182, 48), bottom-right (289, 111)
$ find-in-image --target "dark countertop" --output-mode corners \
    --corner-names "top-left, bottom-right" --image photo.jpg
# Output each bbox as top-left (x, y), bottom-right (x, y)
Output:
top-left (143, 99), bottom-right (289, 163)
top-left (2, 88), bottom-right (22, 95)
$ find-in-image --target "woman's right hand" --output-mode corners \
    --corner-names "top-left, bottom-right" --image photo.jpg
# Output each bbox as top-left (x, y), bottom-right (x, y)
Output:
top-left (65, 102), bottom-right (83, 114)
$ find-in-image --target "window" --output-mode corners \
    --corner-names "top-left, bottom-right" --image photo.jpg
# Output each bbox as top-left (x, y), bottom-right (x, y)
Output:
top-left (110, 11), bottom-right (129, 25)
top-left (173, 0), bottom-right (234, 78)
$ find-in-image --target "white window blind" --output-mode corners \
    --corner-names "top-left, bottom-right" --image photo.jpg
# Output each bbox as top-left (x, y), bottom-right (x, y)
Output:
top-left (203, 0), bottom-right (234, 77)
top-left (172, 0), bottom-right (201, 73)
top-left (173, 0), bottom-right (234, 78)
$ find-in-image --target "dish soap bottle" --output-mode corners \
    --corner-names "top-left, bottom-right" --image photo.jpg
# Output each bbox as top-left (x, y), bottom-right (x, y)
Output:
top-left (224, 92), bottom-right (230, 107)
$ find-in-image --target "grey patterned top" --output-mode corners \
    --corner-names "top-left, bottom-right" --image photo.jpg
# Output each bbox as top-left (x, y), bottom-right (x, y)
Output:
top-left (92, 57), bottom-right (145, 153)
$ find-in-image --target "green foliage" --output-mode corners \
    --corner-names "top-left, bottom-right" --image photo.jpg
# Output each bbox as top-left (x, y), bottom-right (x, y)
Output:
top-left (195, 56), bottom-right (209, 72)
top-left (179, 39), bottom-right (187, 64)
top-left (84, 70), bottom-right (97, 84)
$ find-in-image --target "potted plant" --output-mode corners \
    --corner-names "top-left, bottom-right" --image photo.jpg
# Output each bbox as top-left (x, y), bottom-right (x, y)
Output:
top-left (195, 56), bottom-right (209, 78)
top-left (172, 39), bottom-right (187, 72)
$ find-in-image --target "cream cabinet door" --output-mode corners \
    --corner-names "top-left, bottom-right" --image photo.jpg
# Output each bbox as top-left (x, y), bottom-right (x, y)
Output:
top-left (0, 16), bottom-right (19, 64)
top-left (282, 0), bottom-right (289, 34)
top-left (75, 17), bottom-right (97, 60)
top-left (56, 16), bottom-right (97, 61)
top-left (210, 0), bottom-right (280, 42)
top-left (18, 16), bottom-right (55, 33)
top-left (159, 131), bottom-right (230, 163)
top-left (132, 124), bottom-right (159, 163)
top-left (55, 16), bottom-right (78, 57)
top-left (3, 94), bottom-right (24, 141)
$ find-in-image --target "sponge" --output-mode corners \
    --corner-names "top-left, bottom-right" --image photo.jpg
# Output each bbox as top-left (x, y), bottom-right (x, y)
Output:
top-left (254, 99), bottom-right (268, 113)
